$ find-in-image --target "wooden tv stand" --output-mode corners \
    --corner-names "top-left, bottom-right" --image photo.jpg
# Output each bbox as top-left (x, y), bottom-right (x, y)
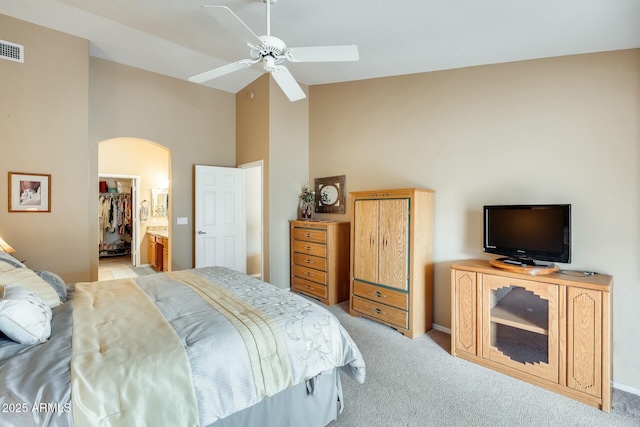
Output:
top-left (451, 259), bottom-right (612, 411)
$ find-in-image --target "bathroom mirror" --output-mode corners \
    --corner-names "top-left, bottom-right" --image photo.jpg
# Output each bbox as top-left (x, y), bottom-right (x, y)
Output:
top-left (151, 188), bottom-right (168, 216)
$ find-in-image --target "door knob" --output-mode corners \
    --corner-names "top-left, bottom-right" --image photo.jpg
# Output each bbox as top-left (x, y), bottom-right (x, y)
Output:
top-left (197, 231), bottom-right (206, 235)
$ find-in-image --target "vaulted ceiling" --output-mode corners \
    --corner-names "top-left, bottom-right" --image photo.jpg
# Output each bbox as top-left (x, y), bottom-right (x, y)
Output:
top-left (3, 0), bottom-right (640, 94)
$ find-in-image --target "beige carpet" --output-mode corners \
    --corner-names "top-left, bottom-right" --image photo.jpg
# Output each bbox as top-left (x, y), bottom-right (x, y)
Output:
top-left (325, 301), bottom-right (640, 427)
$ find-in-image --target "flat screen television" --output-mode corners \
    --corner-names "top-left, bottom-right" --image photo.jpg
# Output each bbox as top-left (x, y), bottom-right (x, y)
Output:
top-left (483, 204), bottom-right (571, 265)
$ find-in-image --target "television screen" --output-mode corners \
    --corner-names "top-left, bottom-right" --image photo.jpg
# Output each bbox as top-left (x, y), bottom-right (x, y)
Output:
top-left (483, 204), bottom-right (571, 264)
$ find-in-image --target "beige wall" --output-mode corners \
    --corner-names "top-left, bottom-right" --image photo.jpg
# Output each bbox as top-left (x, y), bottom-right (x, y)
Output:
top-left (236, 76), bottom-right (271, 281)
top-left (89, 58), bottom-right (236, 277)
top-left (235, 75), bottom-right (310, 287)
top-left (1, 15), bottom-right (235, 280)
top-left (0, 15), bottom-right (90, 282)
top-left (268, 78), bottom-right (309, 288)
top-left (309, 49), bottom-right (640, 390)
top-left (99, 138), bottom-right (170, 264)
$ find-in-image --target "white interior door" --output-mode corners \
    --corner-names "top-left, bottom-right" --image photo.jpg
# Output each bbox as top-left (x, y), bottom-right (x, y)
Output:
top-left (239, 160), bottom-right (263, 280)
top-left (195, 165), bottom-right (245, 271)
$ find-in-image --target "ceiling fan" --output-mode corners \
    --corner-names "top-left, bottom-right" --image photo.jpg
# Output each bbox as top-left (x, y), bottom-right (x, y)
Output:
top-left (189, 0), bottom-right (359, 102)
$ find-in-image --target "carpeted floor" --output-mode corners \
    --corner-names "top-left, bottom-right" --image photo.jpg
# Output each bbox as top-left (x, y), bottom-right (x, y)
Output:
top-left (324, 301), bottom-right (640, 427)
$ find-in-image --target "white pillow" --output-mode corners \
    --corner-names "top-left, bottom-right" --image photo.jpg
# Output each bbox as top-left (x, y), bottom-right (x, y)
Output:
top-left (0, 268), bottom-right (61, 308)
top-left (0, 286), bottom-right (52, 345)
top-left (0, 252), bottom-right (27, 272)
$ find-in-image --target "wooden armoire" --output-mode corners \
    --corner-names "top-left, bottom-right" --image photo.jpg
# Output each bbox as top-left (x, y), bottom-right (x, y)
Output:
top-left (349, 188), bottom-right (435, 338)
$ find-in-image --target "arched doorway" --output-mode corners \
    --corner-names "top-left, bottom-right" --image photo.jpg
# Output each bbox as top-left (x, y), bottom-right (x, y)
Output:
top-left (98, 138), bottom-right (171, 279)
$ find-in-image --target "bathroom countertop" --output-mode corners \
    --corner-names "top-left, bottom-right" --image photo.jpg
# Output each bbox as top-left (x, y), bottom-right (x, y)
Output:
top-left (146, 227), bottom-right (168, 238)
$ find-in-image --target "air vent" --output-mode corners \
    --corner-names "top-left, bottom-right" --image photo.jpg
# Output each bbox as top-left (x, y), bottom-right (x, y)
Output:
top-left (0, 39), bottom-right (24, 63)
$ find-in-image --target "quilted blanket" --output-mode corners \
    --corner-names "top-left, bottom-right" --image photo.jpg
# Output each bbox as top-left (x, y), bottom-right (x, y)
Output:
top-left (0, 267), bottom-right (365, 426)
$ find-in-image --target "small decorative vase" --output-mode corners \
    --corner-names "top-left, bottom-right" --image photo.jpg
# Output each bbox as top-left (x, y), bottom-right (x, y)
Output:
top-left (302, 203), bottom-right (312, 219)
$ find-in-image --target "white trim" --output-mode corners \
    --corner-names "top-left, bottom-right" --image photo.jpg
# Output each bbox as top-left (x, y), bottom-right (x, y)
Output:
top-left (613, 381), bottom-right (640, 397)
top-left (99, 173), bottom-right (141, 267)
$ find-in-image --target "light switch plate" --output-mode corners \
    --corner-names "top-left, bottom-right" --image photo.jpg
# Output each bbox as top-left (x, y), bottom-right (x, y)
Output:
top-left (176, 217), bottom-right (188, 225)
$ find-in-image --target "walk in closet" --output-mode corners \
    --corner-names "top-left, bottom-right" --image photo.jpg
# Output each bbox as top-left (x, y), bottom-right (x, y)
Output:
top-left (99, 178), bottom-right (133, 258)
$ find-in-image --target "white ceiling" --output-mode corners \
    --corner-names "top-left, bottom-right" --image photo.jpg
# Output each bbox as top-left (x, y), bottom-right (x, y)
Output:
top-left (2, 0), bottom-right (640, 94)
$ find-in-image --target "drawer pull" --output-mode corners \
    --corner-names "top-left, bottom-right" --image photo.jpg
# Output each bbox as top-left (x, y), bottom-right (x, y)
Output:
top-left (306, 272), bottom-right (312, 277)
top-left (374, 291), bottom-right (383, 298)
top-left (306, 285), bottom-right (312, 290)
top-left (305, 233), bottom-right (312, 238)
top-left (374, 308), bottom-right (382, 314)
top-left (306, 246), bottom-right (311, 250)
top-left (306, 259), bottom-right (312, 263)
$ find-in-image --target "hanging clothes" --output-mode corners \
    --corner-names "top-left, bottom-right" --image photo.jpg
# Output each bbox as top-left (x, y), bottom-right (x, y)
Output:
top-left (98, 193), bottom-right (132, 253)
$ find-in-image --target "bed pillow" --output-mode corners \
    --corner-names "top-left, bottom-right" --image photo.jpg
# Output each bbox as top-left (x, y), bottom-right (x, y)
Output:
top-left (0, 252), bottom-right (27, 272)
top-left (0, 286), bottom-right (52, 345)
top-left (0, 268), bottom-right (61, 308)
top-left (34, 270), bottom-right (67, 302)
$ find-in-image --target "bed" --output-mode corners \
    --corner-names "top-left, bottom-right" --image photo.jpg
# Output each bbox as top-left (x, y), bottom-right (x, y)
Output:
top-left (0, 253), bottom-right (365, 427)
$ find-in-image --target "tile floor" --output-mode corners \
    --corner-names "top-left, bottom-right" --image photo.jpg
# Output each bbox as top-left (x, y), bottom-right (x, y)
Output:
top-left (98, 256), bottom-right (133, 281)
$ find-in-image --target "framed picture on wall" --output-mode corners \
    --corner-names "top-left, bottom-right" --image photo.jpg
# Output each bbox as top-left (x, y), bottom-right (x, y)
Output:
top-left (314, 175), bottom-right (346, 214)
top-left (8, 172), bottom-right (51, 212)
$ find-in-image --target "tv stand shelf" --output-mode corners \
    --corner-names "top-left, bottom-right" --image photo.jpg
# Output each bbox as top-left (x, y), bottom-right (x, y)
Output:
top-left (451, 259), bottom-right (612, 412)
top-left (490, 287), bottom-right (548, 335)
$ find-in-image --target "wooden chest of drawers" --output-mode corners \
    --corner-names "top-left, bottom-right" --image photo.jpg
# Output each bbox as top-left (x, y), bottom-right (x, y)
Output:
top-left (289, 220), bottom-right (350, 305)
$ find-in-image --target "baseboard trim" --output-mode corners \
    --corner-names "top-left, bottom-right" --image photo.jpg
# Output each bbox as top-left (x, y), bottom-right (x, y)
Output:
top-left (432, 323), bottom-right (451, 334)
top-left (613, 381), bottom-right (640, 397)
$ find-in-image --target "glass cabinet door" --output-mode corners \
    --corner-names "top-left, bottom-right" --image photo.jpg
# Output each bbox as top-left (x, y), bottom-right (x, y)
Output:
top-left (482, 275), bottom-right (559, 382)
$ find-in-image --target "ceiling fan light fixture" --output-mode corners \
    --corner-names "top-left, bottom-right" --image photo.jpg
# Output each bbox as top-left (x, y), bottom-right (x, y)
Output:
top-left (190, 1), bottom-right (359, 102)
top-left (262, 56), bottom-right (278, 72)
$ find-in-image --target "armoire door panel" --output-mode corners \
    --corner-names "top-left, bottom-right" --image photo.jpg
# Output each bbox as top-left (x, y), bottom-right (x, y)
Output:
top-left (353, 199), bottom-right (379, 284)
top-left (378, 198), bottom-right (409, 290)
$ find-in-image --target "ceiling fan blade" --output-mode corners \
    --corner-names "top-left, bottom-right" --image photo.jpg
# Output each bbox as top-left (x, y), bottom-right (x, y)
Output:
top-left (189, 59), bottom-right (258, 83)
top-left (285, 45), bottom-right (359, 63)
top-left (270, 66), bottom-right (306, 102)
top-left (202, 5), bottom-right (263, 46)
